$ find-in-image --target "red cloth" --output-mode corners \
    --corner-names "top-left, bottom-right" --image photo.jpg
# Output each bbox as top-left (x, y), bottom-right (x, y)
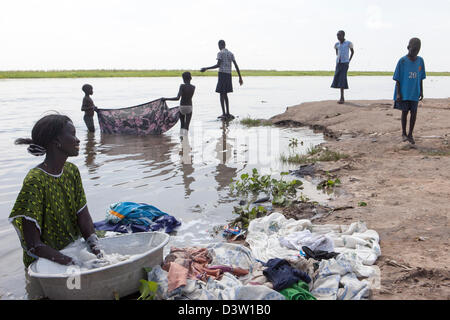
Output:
top-left (162, 247), bottom-right (220, 292)
top-left (162, 247), bottom-right (248, 292)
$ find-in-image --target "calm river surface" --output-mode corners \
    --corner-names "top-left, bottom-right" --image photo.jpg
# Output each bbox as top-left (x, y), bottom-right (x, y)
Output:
top-left (0, 76), bottom-right (448, 299)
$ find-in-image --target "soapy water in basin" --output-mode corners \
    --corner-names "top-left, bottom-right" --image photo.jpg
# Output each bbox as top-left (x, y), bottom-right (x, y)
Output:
top-left (34, 232), bottom-right (164, 275)
top-left (35, 238), bottom-right (132, 275)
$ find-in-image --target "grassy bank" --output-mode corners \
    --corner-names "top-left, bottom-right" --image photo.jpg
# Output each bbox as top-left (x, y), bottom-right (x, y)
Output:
top-left (1, 69), bottom-right (449, 79)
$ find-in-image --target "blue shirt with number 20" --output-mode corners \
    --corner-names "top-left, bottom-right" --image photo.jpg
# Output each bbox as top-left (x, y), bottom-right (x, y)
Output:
top-left (393, 55), bottom-right (426, 101)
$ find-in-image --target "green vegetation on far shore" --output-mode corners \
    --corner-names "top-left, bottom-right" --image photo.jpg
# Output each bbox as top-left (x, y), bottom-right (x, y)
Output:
top-left (1, 69), bottom-right (449, 79)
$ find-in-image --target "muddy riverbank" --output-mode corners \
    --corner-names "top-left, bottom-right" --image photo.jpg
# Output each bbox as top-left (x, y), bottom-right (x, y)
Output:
top-left (271, 98), bottom-right (450, 300)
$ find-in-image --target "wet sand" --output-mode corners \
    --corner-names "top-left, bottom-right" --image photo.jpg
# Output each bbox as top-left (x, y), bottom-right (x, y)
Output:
top-left (271, 98), bottom-right (450, 300)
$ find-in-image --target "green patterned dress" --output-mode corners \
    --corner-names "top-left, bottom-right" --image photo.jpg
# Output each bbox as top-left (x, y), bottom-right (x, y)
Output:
top-left (9, 162), bottom-right (87, 267)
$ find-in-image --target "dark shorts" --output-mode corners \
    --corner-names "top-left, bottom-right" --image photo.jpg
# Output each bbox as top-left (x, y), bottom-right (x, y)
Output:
top-left (216, 72), bottom-right (233, 93)
top-left (331, 62), bottom-right (349, 89)
top-left (394, 100), bottom-right (418, 112)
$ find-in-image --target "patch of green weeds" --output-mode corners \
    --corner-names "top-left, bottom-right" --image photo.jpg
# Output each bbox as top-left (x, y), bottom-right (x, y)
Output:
top-left (296, 193), bottom-right (311, 203)
top-left (307, 145), bottom-right (322, 156)
top-left (280, 154), bottom-right (311, 164)
top-left (317, 178), bottom-right (341, 190)
top-left (280, 145), bottom-right (349, 164)
top-left (317, 149), bottom-right (349, 162)
top-left (240, 117), bottom-right (272, 127)
top-left (317, 172), bottom-right (341, 193)
top-left (232, 205), bottom-right (268, 229)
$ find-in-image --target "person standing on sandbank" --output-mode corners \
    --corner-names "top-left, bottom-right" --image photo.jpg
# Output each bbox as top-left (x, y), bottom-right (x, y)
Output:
top-left (331, 30), bottom-right (354, 104)
top-left (201, 40), bottom-right (243, 120)
top-left (393, 38), bottom-right (426, 145)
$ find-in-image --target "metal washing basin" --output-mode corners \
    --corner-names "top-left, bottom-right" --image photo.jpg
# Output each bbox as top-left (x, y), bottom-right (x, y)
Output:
top-left (28, 232), bottom-right (169, 300)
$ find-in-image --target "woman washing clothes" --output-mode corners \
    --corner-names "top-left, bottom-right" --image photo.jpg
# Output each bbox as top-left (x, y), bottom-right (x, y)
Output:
top-left (9, 114), bottom-right (104, 268)
top-left (161, 72), bottom-right (195, 139)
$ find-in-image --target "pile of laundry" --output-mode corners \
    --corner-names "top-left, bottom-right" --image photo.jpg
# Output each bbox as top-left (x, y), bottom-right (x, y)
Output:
top-left (246, 212), bottom-right (381, 300)
top-left (94, 202), bottom-right (181, 234)
top-left (146, 212), bottom-right (381, 300)
top-left (147, 243), bottom-right (286, 300)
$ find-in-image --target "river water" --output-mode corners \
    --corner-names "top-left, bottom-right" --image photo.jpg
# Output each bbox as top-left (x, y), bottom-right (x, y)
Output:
top-left (0, 76), bottom-right (448, 299)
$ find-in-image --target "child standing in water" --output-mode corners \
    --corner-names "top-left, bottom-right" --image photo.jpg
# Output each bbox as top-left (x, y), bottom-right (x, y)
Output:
top-left (161, 72), bottom-right (195, 138)
top-left (393, 38), bottom-right (426, 145)
top-left (200, 40), bottom-right (243, 120)
top-left (81, 84), bottom-right (97, 132)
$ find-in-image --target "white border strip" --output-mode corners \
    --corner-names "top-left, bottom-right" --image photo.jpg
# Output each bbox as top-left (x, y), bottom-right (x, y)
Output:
top-left (9, 215), bottom-right (42, 234)
top-left (35, 167), bottom-right (64, 178)
top-left (76, 204), bottom-right (87, 215)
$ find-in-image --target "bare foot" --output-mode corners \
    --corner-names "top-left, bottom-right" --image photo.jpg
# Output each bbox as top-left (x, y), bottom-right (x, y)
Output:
top-left (407, 135), bottom-right (415, 145)
top-left (402, 134), bottom-right (408, 142)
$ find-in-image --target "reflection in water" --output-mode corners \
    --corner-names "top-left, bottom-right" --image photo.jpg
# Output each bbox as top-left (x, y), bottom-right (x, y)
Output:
top-left (84, 132), bottom-right (99, 174)
top-left (215, 121), bottom-right (238, 191)
top-left (98, 133), bottom-right (177, 172)
top-left (180, 136), bottom-right (194, 197)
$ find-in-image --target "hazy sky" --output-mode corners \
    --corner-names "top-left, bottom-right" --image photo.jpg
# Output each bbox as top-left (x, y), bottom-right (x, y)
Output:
top-left (1, 0), bottom-right (449, 71)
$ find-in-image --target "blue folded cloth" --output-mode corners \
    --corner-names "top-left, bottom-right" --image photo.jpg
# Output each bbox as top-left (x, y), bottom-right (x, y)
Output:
top-left (106, 201), bottom-right (169, 226)
top-left (95, 202), bottom-right (181, 234)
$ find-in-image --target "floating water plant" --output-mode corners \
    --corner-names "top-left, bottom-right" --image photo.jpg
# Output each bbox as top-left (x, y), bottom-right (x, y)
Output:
top-left (289, 137), bottom-right (303, 149)
top-left (232, 205), bottom-right (268, 229)
top-left (230, 168), bottom-right (303, 206)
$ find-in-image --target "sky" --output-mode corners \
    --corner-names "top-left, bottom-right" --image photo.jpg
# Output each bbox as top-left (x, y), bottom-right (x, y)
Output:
top-left (1, 0), bottom-right (449, 72)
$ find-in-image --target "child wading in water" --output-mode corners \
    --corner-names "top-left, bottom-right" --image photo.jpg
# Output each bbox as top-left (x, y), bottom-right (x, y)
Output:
top-left (393, 38), bottom-right (426, 145)
top-left (161, 72), bottom-right (195, 139)
top-left (81, 84), bottom-right (97, 132)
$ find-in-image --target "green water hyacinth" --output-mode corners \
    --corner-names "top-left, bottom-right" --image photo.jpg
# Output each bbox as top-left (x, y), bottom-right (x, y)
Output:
top-left (230, 168), bottom-right (303, 206)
